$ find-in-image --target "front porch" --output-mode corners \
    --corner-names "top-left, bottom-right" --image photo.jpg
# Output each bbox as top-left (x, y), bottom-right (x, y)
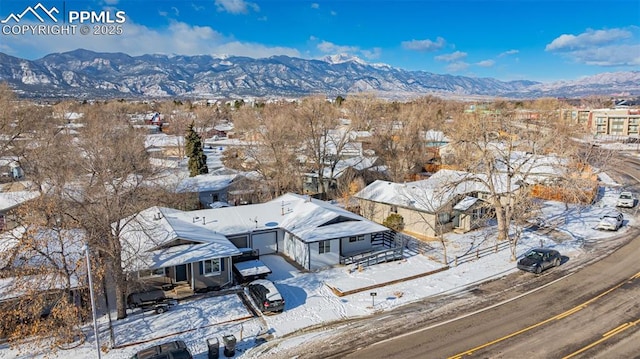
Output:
top-left (161, 282), bottom-right (194, 300)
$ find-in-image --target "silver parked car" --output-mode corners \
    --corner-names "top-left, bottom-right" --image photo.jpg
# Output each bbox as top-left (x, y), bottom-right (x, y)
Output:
top-left (596, 211), bottom-right (624, 231)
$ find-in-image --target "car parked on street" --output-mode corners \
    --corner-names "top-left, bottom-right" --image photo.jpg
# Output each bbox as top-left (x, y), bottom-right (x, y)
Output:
top-left (132, 340), bottom-right (193, 359)
top-left (596, 211), bottom-right (624, 231)
top-left (616, 191), bottom-right (635, 208)
top-left (517, 248), bottom-right (562, 274)
top-left (247, 279), bottom-right (285, 313)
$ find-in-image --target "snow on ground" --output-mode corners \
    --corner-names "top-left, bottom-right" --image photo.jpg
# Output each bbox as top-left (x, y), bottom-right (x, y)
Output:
top-left (0, 181), bottom-right (634, 359)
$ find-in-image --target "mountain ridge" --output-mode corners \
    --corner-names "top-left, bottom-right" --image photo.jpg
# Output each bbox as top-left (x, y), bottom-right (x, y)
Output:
top-left (0, 49), bottom-right (637, 99)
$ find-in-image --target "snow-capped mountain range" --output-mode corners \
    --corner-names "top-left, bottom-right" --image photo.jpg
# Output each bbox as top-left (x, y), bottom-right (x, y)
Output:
top-left (0, 49), bottom-right (637, 99)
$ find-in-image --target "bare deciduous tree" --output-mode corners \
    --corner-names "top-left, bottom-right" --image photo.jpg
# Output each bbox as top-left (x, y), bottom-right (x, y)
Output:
top-left (294, 96), bottom-right (340, 198)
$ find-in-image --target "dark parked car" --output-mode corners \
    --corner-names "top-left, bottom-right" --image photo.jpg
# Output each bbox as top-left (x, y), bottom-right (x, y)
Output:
top-left (247, 279), bottom-right (285, 313)
top-left (517, 248), bottom-right (561, 274)
top-left (132, 340), bottom-right (193, 359)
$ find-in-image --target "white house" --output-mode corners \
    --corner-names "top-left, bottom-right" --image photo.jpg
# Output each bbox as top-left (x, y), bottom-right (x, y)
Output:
top-left (119, 193), bottom-right (392, 291)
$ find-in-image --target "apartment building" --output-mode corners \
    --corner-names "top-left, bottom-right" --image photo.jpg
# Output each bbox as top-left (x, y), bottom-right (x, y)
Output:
top-left (587, 108), bottom-right (640, 136)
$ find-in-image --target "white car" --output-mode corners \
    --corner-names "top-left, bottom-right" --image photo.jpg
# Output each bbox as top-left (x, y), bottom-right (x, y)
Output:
top-left (596, 211), bottom-right (624, 231)
top-left (616, 191), bottom-right (635, 208)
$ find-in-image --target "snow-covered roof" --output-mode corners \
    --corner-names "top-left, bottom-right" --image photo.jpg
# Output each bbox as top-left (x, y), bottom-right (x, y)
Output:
top-left (0, 272), bottom-right (83, 302)
top-left (176, 174), bottom-right (238, 193)
top-left (0, 181), bottom-right (40, 212)
top-left (120, 194), bottom-right (388, 271)
top-left (118, 206), bottom-right (240, 272)
top-left (145, 133), bottom-right (184, 148)
top-left (307, 156), bottom-right (380, 179)
top-left (277, 193), bottom-right (389, 242)
top-left (354, 169), bottom-right (519, 213)
top-left (423, 130), bottom-right (450, 143)
top-left (497, 151), bottom-right (571, 183)
top-left (213, 123), bottom-right (234, 132)
top-left (453, 196), bottom-right (480, 211)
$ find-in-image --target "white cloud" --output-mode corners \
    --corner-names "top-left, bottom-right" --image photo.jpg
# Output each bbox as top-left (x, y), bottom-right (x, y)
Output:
top-left (330, 10), bottom-right (337, 16)
top-left (435, 51), bottom-right (467, 62)
top-left (360, 47), bottom-right (382, 60)
top-left (446, 62), bottom-right (469, 72)
top-left (102, 0), bottom-right (119, 4)
top-left (565, 45), bottom-right (640, 66)
top-left (215, 41), bottom-right (301, 58)
top-left (1, 20), bottom-right (300, 59)
top-left (214, 0), bottom-right (259, 14)
top-left (546, 28), bottom-right (632, 51)
top-left (546, 27), bottom-right (639, 67)
top-left (401, 37), bottom-right (446, 52)
top-left (499, 49), bottom-right (519, 57)
top-left (311, 3), bottom-right (320, 9)
top-left (315, 40), bottom-right (380, 59)
top-left (476, 59), bottom-right (495, 67)
top-left (317, 40), bottom-right (358, 54)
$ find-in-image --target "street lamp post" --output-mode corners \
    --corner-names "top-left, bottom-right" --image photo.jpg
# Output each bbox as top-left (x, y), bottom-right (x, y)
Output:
top-left (83, 244), bottom-right (102, 359)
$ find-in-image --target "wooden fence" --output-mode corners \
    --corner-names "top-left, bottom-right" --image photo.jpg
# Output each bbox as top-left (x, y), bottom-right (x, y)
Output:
top-left (452, 240), bottom-right (511, 266)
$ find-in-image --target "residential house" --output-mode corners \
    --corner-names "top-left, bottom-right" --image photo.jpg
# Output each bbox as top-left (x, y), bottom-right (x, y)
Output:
top-left (0, 181), bottom-right (40, 232)
top-left (119, 193), bottom-right (392, 293)
top-left (354, 169), bottom-right (517, 238)
top-left (119, 206), bottom-right (241, 292)
top-left (176, 173), bottom-right (239, 209)
top-left (145, 133), bottom-right (185, 158)
top-left (0, 227), bottom-right (87, 337)
top-left (421, 130), bottom-right (451, 173)
top-left (302, 156), bottom-right (386, 195)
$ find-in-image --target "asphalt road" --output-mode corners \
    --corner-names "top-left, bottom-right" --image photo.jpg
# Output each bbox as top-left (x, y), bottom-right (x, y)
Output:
top-left (342, 234), bottom-right (639, 359)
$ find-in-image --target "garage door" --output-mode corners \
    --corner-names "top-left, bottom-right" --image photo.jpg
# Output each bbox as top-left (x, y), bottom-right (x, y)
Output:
top-left (227, 235), bottom-right (248, 248)
top-left (251, 231), bottom-right (277, 255)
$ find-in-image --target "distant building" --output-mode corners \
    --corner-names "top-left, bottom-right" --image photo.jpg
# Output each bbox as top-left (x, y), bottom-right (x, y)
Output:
top-left (586, 108), bottom-right (640, 136)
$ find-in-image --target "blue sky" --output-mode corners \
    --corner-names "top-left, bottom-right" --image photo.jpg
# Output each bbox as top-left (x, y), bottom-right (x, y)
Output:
top-left (1, 0), bottom-right (638, 82)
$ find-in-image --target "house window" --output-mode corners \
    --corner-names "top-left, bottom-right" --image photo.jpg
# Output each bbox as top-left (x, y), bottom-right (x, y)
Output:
top-left (390, 205), bottom-right (398, 213)
top-left (437, 212), bottom-right (451, 224)
top-left (139, 267), bottom-right (166, 278)
top-left (203, 258), bottom-right (221, 276)
top-left (349, 235), bottom-right (365, 242)
top-left (319, 240), bottom-right (331, 254)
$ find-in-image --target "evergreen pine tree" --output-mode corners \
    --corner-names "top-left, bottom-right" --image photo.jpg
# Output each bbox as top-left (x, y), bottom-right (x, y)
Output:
top-left (185, 122), bottom-right (209, 177)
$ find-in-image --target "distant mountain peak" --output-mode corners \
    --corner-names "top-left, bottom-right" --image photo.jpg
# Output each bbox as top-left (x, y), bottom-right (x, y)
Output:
top-left (321, 53), bottom-right (368, 65)
top-left (0, 49), bottom-right (637, 99)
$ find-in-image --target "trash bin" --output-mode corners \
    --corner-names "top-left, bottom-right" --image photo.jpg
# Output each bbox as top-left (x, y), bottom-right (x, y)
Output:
top-left (207, 338), bottom-right (219, 359)
top-left (222, 334), bottom-right (236, 357)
